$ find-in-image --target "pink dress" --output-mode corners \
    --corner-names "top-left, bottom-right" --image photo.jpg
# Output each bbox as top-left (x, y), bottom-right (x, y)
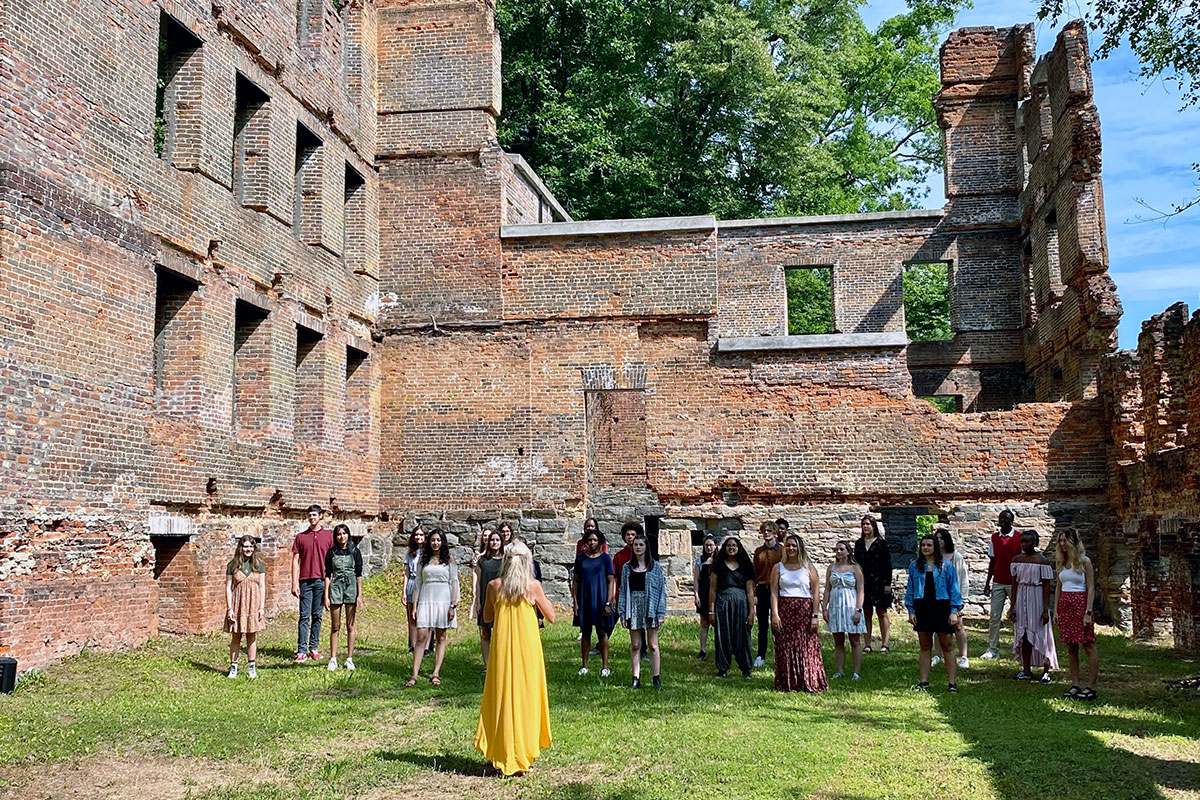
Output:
top-left (1011, 561), bottom-right (1058, 669)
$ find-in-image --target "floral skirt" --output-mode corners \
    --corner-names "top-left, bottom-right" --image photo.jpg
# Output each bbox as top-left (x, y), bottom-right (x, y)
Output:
top-left (775, 597), bottom-right (828, 693)
top-left (1056, 590), bottom-right (1096, 645)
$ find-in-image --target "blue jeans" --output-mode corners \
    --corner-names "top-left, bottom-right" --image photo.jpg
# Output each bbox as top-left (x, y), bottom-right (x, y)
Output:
top-left (298, 578), bottom-right (325, 655)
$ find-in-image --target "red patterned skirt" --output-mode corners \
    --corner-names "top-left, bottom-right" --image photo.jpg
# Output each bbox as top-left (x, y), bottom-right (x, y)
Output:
top-left (775, 597), bottom-right (828, 693)
top-left (1056, 590), bottom-right (1096, 644)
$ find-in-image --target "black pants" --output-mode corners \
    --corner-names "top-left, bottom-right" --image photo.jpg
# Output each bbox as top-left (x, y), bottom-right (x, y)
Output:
top-left (755, 584), bottom-right (772, 658)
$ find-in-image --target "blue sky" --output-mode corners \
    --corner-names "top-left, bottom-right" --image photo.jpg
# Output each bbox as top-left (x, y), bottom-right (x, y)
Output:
top-left (865, 0), bottom-right (1200, 349)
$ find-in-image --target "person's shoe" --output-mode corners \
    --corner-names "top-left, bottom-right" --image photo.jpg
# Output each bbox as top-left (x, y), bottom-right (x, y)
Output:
top-left (588, 647), bottom-right (600, 656)
top-left (957, 656), bottom-right (970, 669)
top-left (294, 653), bottom-right (307, 664)
top-left (742, 672), bottom-right (752, 679)
top-left (309, 650), bottom-right (322, 661)
top-left (831, 672), bottom-right (844, 680)
top-left (226, 663), bottom-right (238, 679)
top-left (913, 681), bottom-right (930, 691)
top-left (851, 673), bottom-right (861, 681)
top-left (578, 667), bottom-right (589, 676)
top-left (247, 663), bottom-right (257, 679)
top-left (652, 675), bottom-right (662, 690)
top-left (948, 683), bottom-right (958, 693)
top-left (930, 655), bottom-right (942, 667)
top-left (1078, 687), bottom-right (1098, 701)
top-left (600, 668), bottom-right (611, 678)
top-left (1015, 671), bottom-right (1033, 681)
top-left (641, 651), bottom-right (649, 661)
top-left (980, 649), bottom-right (999, 660)
top-left (697, 650), bottom-right (707, 660)
top-left (1064, 685), bottom-right (1081, 700)
top-left (327, 658), bottom-right (338, 672)
top-left (576, 632), bottom-right (583, 641)
top-left (344, 657), bottom-right (355, 672)
top-left (753, 656), bottom-right (766, 668)
top-left (717, 670), bottom-right (728, 678)
top-left (632, 677), bottom-right (641, 689)
top-left (1040, 671), bottom-right (1053, 684)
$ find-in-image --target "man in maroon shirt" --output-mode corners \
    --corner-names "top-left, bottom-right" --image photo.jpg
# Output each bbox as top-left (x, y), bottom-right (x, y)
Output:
top-left (292, 504), bottom-right (334, 663)
top-left (982, 509), bottom-right (1024, 659)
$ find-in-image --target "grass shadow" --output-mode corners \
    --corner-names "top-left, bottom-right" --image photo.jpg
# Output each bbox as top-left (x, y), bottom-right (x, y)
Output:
top-left (375, 749), bottom-right (488, 777)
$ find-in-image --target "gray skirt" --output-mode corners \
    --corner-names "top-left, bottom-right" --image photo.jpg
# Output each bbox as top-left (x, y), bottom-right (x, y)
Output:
top-left (626, 589), bottom-right (657, 630)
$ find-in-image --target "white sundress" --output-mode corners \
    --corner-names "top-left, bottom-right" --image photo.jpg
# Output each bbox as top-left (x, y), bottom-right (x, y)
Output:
top-left (414, 561), bottom-right (459, 629)
top-left (826, 569), bottom-right (867, 634)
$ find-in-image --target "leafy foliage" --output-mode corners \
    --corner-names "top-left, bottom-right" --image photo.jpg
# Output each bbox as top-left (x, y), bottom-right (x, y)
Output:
top-left (903, 261), bottom-right (952, 342)
top-left (785, 267), bottom-right (833, 334)
top-left (919, 396), bottom-right (959, 413)
top-left (497, 0), bottom-right (966, 221)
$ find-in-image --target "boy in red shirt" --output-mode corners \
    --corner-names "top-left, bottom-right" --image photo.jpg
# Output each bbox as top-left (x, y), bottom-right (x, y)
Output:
top-left (292, 504), bottom-right (334, 663)
top-left (982, 509), bottom-right (1024, 659)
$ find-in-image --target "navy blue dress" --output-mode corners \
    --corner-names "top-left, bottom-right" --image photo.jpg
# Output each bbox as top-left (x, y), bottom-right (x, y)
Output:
top-left (573, 553), bottom-right (614, 638)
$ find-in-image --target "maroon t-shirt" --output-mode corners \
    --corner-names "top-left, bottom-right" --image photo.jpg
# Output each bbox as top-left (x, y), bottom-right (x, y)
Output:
top-left (293, 527), bottom-right (334, 581)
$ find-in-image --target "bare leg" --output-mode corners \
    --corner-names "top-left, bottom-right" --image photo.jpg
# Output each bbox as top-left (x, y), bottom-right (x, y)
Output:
top-left (1083, 641), bottom-right (1099, 688)
top-left (410, 629), bottom-right (430, 681)
top-left (580, 632), bottom-right (591, 669)
top-left (599, 631), bottom-right (610, 671)
top-left (630, 630), bottom-right (643, 680)
top-left (407, 607), bottom-right (417, 651)
top-left (432, 629), bottom-right (448, 679)
top-left (246, 632), bottom-right (257, 662)
top-left (345, 604), bottom-right (356, 659)
top-left (1021, 636), bottom-right (1033, 674)
top-left (955, 620), bottom-right (968, 659)
top-left (329, 605), bottom-right (342, 663)
top-left (480, 626), bottom-right (491, 670)
top-left (879, 609), bottom-right (891, 649)
top-left (699, 619), bottom-right (711, 654)
top-left (833, 633), bottom-right (846, 674)
top-left (1067, 643), bottom-right (1081, 686)
top-left (940, 633), bottom-right (957, 683)
top-left (918, 632), bottom-right (933, 682)
top-left (864, 609), bottom-right (874, 650)
top-left (849, 634), bottom-right (863, 675)
top-left (648, 627), bottom-right (661, 677)
top-left (229, 633), bottom-right (242, 665)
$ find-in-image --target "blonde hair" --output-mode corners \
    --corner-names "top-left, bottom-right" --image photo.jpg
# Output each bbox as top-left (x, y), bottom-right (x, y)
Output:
top-left (782, 533), bottom-right (811, 569)
top-left (1056, 529), bottom-right (1087, 572)
top-left (499, 539), bottom-right (536, 603)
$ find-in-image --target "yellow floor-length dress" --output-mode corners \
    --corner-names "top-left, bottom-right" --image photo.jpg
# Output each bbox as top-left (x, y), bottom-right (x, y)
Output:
top-left (474, 594), bottom-right (551, 775)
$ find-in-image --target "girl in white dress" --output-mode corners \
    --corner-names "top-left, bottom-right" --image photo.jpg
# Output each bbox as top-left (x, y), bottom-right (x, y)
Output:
top-left (407, 529), bottom-right (459, 687)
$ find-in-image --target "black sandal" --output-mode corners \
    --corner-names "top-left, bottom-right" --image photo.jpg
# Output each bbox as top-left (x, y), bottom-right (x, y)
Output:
top-left (948, 683), bottom-right (958, 693)
top-left (1078, 687), bottom-right (1098, 701)
top-left (1064, 685), bottom-right (1081, 699)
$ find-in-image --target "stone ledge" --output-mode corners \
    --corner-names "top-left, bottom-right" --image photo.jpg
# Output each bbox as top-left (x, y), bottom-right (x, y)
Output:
top-left (505, 153), bottom-right (573, 222)
top-left (501, 215), bottom-right (717, 239)
top-left (717, 332), bottom-right (909, 352)
top-left (717, 208), bottom-right (944, 229)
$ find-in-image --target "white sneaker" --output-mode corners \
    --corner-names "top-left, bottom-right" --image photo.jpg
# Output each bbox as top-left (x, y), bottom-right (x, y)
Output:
top-left (852, 673), bottom-right (861, 681)
top-left (247, 664), bottom-right (257, 679)
top-left (930, 655), bottom-right (942, 667)
top-left (600, 668), bottom-right (611, 678)
top-left (831, 672), bottom-right (844, 679)
top-left (226, 663), bottom-right (238, 679)
top-left (578, 667), bottom-right (589, 676)
top-left (958, 656), bottom-right (970, 669)
top-left (980, 649), bottom-right (999, 660)
top-left (344, 657), bottom-right (355, 672)
top-left (753, 656), bottom-right (766, 668)
top-left (576, 632), bottom-right (583, 641)
top-left (327, 658), bottom-right (338, 672)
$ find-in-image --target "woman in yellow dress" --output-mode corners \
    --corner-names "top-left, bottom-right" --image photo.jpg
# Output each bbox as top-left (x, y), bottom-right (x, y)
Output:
top-left (475, 539), bottom-right (555, 776)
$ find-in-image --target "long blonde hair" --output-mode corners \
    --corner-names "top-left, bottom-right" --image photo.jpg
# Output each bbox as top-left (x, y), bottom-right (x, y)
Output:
top-left (1056, 529), bottom-right (1087, 572)
top-left (782, 533), bottom-right (811, 569)
top-left (499, 539), bottom-right (536, 602)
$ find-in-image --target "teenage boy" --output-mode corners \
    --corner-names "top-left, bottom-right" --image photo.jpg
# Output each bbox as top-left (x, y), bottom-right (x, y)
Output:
top-left (752, 521), bottom-right (784, 667)
top-left (292, 504), bottom-right (334, 663)
top-left (981, 509), bottom-right (1023, 659)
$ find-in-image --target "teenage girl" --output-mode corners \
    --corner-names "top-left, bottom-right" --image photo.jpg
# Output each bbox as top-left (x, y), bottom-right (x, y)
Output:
top-left (225, 535), bottom-right (266, 679)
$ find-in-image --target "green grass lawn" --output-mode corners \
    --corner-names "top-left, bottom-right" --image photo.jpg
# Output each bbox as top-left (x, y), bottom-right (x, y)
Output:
top-left (1, 572), bottom-right (1198, 800)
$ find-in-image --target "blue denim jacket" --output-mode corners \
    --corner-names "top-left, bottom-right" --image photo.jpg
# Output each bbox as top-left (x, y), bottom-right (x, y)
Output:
top-left (904, 559), bottom-right (963, 614)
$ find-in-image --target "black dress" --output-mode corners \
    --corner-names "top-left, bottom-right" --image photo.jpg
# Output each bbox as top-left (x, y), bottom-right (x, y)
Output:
top-left (697, 557), bottom-right (713, 620)
top-left (914, 568), bottom-right (953, 634)
top-left (855, 537), bottom-right (892, 611)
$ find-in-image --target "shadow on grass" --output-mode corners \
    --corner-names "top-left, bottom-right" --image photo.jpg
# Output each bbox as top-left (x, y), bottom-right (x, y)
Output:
top-left (375, 750), bottom-right (487, 776)
top-left (935, 631), bottom-right (1200, 800)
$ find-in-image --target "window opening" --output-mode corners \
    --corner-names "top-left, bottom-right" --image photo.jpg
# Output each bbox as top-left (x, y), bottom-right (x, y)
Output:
top-left (784, 266), bottom-right (834, 335)
top-left (903, 261), bottom-right (952, 342)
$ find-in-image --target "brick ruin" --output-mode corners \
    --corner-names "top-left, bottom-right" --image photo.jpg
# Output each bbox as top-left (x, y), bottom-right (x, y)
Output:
top-left (0, 1), bottom-right (1196, 669)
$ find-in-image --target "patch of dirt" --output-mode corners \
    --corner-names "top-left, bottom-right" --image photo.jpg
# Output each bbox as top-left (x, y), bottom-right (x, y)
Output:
top-left (363, 762), bottom-right (605, 800)
top-left (0, 753), bottom-right (275, 800)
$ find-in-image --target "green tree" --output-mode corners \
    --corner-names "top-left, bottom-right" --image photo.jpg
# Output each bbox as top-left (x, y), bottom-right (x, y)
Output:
top-left (786, 267), bottom-right (833, 335)
top-left (497, 0), bottom-right (966, 221)
top-left (902, 261), bottom-right (952, 342)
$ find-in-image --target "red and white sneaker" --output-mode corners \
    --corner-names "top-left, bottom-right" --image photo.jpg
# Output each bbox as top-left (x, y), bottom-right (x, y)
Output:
top-left (308, 650), bottom-right (322, 661)
top-left (294, 652), bottom-right (308, 664)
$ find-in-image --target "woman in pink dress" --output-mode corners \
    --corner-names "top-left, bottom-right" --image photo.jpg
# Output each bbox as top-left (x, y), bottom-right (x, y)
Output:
top-left (1008, 530), bottom-right (1058, 682)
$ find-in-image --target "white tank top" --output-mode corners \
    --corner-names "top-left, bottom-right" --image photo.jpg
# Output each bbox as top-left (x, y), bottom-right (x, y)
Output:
top-left (1058, 566), bottom-right (1086, 593)
top-left (778, 564), bottom-right (812, 598)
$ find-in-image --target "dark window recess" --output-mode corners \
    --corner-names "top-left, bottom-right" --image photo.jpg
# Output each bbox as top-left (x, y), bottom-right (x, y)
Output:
top-left (233, 301), bottom-right (269, 431)
top-left (233, 74), bottom-right (270, 204)
top-left (903, 261), bottom-right (953, 342)
top-left (153, 268), bottom-right (199, 399)
top-left (295, 325), bottom-right (324, 442)
top-left (645, 516), bottom-right (661, 562)
top-left (294, 123), bottom-right (321, 234)
top-left (785, 266), bottom-right (834, 335)
top-left (1045, 209), bottom-right (1063, 295)
top-left (343, 162), bottom-right (365, 255)
top-left (154, 13), bottom-right (201, 159)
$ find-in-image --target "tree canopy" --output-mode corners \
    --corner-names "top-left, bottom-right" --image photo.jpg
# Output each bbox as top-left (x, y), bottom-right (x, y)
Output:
top-left (497, 0), bottom-right (966, 221)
